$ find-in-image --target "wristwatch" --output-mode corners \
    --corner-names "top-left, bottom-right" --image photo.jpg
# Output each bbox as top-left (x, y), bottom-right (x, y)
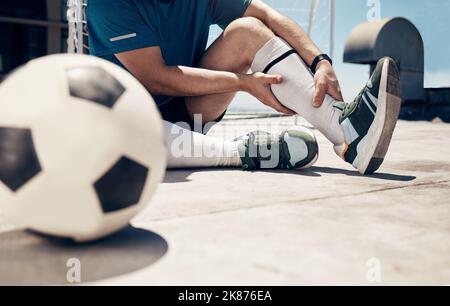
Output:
top-left (310, 54), bottom-right (333, 74)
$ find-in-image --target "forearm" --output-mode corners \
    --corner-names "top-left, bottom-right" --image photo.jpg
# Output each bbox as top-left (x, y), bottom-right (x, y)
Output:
top-left (260, 10), bottom-right (323, 66)
top-left (143, 65), bottom-right (244, 97)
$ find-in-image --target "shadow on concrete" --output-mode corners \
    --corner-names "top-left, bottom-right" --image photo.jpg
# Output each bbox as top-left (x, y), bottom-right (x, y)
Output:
top-left (260, 169), bottom-right (323, 177)
top-left (308, 166), bottom-right (417, 182)
top-left (164, 170), bottom-right (193, 183)
top-left (163, 167), bottom-right (416, 184)
top-left (0, 226), bottom-right (168, 285)
top-left (389, 160), bottom-right (450, 173)
top-left (164, 167), bottom-right (323, 184)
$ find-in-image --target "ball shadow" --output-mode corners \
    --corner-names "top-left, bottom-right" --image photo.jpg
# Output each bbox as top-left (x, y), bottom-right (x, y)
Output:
top-left (0, 226), bottom-right (168, 285)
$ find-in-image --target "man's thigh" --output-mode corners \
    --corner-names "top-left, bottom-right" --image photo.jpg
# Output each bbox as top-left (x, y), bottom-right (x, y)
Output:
top-left (185, 92), bottom-right (235, 125)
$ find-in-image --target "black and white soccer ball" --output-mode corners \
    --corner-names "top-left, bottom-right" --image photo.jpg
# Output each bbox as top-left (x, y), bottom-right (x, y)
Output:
top-left (0, 54), bottom-right (167, 242)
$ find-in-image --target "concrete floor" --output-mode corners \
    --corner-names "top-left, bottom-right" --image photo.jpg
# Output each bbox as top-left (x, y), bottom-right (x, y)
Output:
top-left (1, 117), bottom-right (450, 285)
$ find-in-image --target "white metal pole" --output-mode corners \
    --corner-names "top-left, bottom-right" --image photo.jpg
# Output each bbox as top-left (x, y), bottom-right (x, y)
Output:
top-left (76, 0), bottom-right (84, 54)
top-left (307, 0), bottom-right (319, 36)
top-left (67, 0), bottom-right (75, 53)
top-left (329, 0), bottom-right (335, 59)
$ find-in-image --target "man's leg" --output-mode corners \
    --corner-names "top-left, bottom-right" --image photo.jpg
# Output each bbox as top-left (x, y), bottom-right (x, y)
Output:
top-left (187, 17), bottom-right (346, 146)
top-left (185, 17), bottom-right (400, 174)
top-left (186, 17), bottom-right (277, 124)
top-left (168, 18), bottom-right (321, 170)
top-left (250, 37), bottom-right (346, 145)
top-left (250, 36), bottom-right (402, 174)
top-left (163, 121), bottom-right (242, 169)
top-left (163, 120), bottom-right (319, 171)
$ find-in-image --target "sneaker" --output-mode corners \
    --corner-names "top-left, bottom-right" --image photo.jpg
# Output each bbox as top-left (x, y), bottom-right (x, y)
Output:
top-left (334, 57), bottom-right (402, 175)
top-left (236, 126), bottom-right (319, 170)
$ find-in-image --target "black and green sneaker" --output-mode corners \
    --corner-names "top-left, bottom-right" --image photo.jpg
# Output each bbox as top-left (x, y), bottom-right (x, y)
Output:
top-left (334, 57), bottom-right (402, 175)
top-left (236, 126), bottom-right (319, 171)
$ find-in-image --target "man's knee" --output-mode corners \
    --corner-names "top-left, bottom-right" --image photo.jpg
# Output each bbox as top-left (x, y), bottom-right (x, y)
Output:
top-left (225, 17), bottom-right (274, 41)
top-left (224, 17), bottom-right (275, 60)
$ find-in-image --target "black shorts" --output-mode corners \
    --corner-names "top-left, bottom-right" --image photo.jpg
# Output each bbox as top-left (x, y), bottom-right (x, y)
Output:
top-left (158, 97), bottom-right (226, 134)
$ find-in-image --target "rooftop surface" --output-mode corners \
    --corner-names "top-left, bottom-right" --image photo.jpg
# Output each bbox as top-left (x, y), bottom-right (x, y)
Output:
top-left (1, 116), bottom-right (449, 285)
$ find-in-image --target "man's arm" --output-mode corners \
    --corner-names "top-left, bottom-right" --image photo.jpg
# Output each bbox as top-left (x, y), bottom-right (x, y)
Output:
top-left (245, 0), bottom-right (344, 107)
top-left (116, 46), bottom-right (293, 114)
top-left (117, 47), bottom-right (241, 96)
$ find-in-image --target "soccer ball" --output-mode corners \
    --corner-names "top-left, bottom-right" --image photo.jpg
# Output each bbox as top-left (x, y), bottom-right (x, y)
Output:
top-left (0, 54), bottom-right (167, 242)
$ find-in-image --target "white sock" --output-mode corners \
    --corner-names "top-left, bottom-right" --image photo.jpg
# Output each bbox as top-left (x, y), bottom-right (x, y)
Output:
top-left (251, 37), bottom-right (346, 145)
top-left (163, 121), bottom-right (242, 169)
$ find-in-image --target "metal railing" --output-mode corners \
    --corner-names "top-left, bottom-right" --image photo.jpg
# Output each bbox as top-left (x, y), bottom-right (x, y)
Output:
top-left (0, 16), bottom-right (67, 29)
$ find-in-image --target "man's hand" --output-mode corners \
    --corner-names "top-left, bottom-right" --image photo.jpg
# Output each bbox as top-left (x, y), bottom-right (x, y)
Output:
top-left (313, 61), bottom-right (344, 108)
top-left (241, 72), bottom-right (295, 115)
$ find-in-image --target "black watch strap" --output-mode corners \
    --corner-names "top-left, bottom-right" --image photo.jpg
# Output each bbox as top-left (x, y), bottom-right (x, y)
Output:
top-left (310, 54), bottom-right (333, 74)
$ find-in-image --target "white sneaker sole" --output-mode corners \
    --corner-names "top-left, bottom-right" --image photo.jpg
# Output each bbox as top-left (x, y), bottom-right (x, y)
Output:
top-left (353, 58), bottom-right (402, 175)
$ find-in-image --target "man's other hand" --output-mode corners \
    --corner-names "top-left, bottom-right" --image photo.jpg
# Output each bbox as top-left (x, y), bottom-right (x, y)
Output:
top-left (313, 61), bottom-right (344, 108)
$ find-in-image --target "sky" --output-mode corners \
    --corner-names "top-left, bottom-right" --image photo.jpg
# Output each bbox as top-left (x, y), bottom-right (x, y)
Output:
top-left (218, 0), bottom-right (450, 112)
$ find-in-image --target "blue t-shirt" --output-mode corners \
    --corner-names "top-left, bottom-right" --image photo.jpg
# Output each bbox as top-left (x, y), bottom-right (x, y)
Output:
top-left (88, 0), bottom-right (252, 106)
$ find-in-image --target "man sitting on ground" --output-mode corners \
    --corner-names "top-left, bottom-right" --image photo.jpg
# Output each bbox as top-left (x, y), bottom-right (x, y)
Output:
top-left (88, 0), bottom-right (401, 174)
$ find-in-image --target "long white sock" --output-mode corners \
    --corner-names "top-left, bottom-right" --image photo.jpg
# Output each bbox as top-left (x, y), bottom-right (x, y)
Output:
top-left (163, 121), bottom-right (242, 169)
top-left (251, 37), bottom-right (346, 145)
